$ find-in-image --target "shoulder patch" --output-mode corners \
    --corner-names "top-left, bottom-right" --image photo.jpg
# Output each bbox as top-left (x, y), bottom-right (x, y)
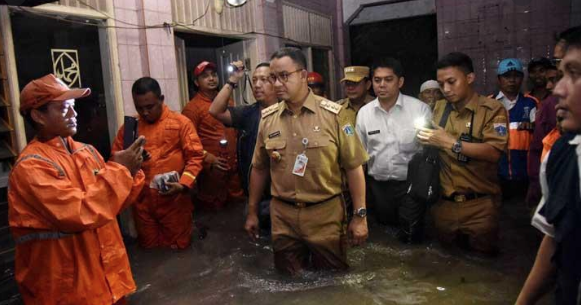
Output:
top-left (261, 103), bottom-right (280, 118)
top-left (320, 100), bottom-right (342, 114)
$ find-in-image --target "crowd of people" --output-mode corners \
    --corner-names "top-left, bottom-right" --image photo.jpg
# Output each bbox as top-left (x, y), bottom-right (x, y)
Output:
top-left (5, 23), bottom-right (581, 304)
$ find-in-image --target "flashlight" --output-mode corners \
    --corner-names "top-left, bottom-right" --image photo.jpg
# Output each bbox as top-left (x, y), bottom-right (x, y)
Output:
top-left (414, 117), bottom-right (430, 129)
top-left (227, 64), bottom-right (244, 73)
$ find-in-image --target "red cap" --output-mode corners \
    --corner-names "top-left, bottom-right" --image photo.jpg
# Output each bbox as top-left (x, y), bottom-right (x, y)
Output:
top-left (19, 74), bottom-right (91, 115)
top-left (307, 72), bottom-right (324, 85)
top-left (194, 61), bottom-right (217, 77)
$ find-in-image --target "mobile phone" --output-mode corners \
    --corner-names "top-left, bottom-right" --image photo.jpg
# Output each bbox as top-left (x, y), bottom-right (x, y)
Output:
top-left (123, 116), bottom-right (150, 160)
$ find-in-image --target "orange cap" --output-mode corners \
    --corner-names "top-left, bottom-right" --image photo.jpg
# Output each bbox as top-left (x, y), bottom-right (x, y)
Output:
top-left (194, 61), bottom-right (217, 77)
top-left (20, 74), bottom-right (91, 115)
top-left (307, 72), bottom-right (324, 85)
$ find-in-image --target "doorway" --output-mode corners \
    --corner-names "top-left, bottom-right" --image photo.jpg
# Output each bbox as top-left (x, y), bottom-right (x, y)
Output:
top-left (175, 32), bottom-right (250, 106)
top-left (11, 10), bottom-right (112, 159)
top-left (350, 15), bottom-right (438, 97)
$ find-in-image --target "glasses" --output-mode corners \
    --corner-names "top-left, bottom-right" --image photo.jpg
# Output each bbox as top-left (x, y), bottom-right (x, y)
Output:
top-left (268, 69), bottom-right (303, 84)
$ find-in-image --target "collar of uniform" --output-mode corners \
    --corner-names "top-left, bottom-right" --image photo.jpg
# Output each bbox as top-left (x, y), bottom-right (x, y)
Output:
top-left (373, 92), bottom-right (403, 112)
top-left (159, 104), bottom-right (171, 121)
top-left (459, 93), bottom-right (480, 113)
top-left (280, 90), bottom-right (317, 116)
top-left (495, 91), bottom-right (520, 102)
top-left (41, 136), bottom-right (77, 152)
top-left (197, 91), bottom-right (215, 103)
top-left (344, 94), bottom-right (373, 110)
top-left (569, 135), bottom-right (581, 146)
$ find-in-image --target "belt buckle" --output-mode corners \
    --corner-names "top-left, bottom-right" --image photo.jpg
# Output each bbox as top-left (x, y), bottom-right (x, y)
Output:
top-left (454, 194), bottom-right (466, 203)
top-left (295, 202), bottom-right (306, 208)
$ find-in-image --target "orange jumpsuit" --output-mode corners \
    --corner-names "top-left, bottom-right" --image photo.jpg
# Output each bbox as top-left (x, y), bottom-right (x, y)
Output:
top-left (112, 105), bottom-right (204, 249)
top-left (182, 92), bottom-right (243, 210)
top-left (8, 136), bottom-right (145, 305)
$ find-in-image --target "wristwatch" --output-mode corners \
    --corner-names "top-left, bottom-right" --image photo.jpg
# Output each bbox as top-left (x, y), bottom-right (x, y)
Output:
top-left (355, 207), bottom-right (367, 218)
top-left (451, 140), bottom-right (463, 154)
top-left (226, 81), bottom-right (238, 89)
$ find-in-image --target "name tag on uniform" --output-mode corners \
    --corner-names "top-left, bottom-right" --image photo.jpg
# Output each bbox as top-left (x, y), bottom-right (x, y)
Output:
top-left (268, 131), bottom-right (281, 139)
top-left (368, 130), bottom-right (380, 135)
top-left (292, 153), bottom-right (308, 177)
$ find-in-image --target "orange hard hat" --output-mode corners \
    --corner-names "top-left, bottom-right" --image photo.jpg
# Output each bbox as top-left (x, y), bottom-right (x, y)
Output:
top-left (307, 72), bottom-right (324, 85)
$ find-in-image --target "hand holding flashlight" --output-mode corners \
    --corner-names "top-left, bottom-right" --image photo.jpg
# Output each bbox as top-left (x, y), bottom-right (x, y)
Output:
top-left (227, 60), bottom-right (245, 83)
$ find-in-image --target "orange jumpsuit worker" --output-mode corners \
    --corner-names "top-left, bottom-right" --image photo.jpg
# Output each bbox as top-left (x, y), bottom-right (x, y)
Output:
top-left (112, 77), bottom-right (204, 249)
top-left (8, 74), bottom-right (146, 305)
top-left (182, 61), bottom-right (243, 211)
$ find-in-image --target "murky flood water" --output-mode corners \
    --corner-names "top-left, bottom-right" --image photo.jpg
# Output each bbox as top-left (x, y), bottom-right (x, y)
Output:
top-left (127, 199), bottom-right (551, 305)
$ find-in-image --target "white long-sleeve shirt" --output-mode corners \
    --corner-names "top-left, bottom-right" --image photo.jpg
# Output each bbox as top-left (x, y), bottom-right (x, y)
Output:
top-left (356, 93), bottom-right (432, 181)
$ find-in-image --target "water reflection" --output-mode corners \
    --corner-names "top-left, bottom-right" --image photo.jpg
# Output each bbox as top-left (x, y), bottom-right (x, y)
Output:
top-left (128, 201), bottom-right (550, 305)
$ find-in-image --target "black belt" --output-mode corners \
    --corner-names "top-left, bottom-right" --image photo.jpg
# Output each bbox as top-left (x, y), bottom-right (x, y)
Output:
top-left (276, 194), bottom-right (339, 208)
top-left (14, 231), bottom-right (72, 245)
top-left (442, 193), bottom-right (488, 203)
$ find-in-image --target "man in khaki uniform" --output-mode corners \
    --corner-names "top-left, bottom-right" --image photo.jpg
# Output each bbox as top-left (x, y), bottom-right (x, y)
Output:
top-left (244, 48), bottom-right (369, 275)
top-left (418, 52), bottom-right (508, 255)
top-left (336, 66), bottom-right (374, 125)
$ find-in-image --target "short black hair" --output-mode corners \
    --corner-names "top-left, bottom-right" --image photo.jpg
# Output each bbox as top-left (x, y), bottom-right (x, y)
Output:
top-left (255, 62), bottom-right (270, 69)
top-left (560, 26), bottom-right (581, 50)
top-left (435, 52), bottom-right (474, 74)
top-left (132, 77), bottom-right (162, 99)
top-left (528, 57), bottom-right (552, 71)
top-left (371, 57), bottom-right (404, 78)
top-left (270, 48), bottom-right (307, 70)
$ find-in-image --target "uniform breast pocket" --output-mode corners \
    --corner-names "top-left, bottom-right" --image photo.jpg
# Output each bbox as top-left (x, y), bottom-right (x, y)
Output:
top-left (265, 139), bottom-right (287, 170)
top-left (305, 136), bottom-right (331, 168)
top-left (76, 154), bottom-right (101, 185)
top-left (398, 129), bottom-right (419, 153)
top-left (162, 123), bottom-right (181, 151)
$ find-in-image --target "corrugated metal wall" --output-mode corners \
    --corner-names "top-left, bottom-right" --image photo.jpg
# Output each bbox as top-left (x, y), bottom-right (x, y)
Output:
top-left (172, 0), bottom-right (255, 34)
top-left (282, 3), bottom-right (332, 46)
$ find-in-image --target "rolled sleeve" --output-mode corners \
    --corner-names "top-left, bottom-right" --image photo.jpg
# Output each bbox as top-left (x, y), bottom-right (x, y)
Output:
top-left (338, 110), bottom-right (369, 170)
top-left (251, 120), bottom-right (270, 170)
top-left (482, 106), bottom-right (509, 152)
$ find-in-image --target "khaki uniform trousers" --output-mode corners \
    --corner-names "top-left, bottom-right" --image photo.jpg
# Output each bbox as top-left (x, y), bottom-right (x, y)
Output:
top-left (432, 195), bottom-right (500, 254)
top-left (270, 196), bottom-right (348, 275)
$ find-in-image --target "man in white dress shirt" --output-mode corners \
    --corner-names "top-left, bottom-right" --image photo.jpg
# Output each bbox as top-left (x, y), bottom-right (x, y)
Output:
top-left (356, 57), bottom-right (432, 243)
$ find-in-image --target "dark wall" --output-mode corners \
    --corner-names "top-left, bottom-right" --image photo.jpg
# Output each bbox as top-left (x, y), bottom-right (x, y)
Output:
top-left (11, 11), bottom-right (111, 159)
top-left (350, 15), bottom-right (438, 97)
top-left (436, 0), bottom-right (573, 94)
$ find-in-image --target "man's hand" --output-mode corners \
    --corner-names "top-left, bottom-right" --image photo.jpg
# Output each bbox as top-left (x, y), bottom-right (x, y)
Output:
top-left (111, 136), bottom-right (145, 176)
top-left (160, 182), bottom-right (186, 196)
top-left (244, 212), bottom-right (260, 242)
top-left (348, 217), bottom-right (368, 246)
top-left (228, 60), bottom-right (245, 84)
top-left (205, 153), bottom-right (230, 171)
top-left (417, 122), bottom-right (456, 150)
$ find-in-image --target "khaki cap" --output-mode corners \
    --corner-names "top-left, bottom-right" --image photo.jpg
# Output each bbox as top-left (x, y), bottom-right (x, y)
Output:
top-left (341, 66), bottom-right (369, 83)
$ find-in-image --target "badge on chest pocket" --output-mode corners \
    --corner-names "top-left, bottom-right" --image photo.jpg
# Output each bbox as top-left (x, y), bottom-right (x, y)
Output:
top-left (292, 138), bottom-right (310, 177)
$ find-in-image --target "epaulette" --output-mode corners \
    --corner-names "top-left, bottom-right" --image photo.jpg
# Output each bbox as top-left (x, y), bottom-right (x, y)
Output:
top-left (336, 98), bottom-right (348, 105)
top-left (261, 102), bottom-right (280, 118)
top-left (320, 99), bottom-right (342, 114)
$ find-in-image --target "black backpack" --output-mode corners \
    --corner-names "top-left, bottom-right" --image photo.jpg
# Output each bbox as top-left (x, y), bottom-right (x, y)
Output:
top-left (406, 103), bottom-right (453, 205)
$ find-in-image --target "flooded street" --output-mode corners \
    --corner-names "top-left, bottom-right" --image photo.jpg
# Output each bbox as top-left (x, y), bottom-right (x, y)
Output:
top-left (127, 198), bottom-right (550, 305)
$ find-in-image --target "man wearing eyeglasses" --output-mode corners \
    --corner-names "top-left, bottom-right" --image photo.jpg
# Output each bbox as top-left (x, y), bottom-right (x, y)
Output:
top-left (244, 47), bottom-right (369, 275)
top-left (209, 61), bottom-right (278, 233)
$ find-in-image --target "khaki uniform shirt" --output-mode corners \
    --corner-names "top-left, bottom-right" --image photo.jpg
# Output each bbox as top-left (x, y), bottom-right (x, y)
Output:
top-left (336, 94), bottom-right (375, 126)
top-left (253, 91), bottom-right (369, 203)
top-left (432, 95), bottom-right (508, 197)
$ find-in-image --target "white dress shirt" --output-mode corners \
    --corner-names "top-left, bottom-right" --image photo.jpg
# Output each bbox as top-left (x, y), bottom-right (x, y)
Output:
top-left (356, 93), bottom-right (432, 181)
top-left (532, 135), bottom-right (581, 237)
